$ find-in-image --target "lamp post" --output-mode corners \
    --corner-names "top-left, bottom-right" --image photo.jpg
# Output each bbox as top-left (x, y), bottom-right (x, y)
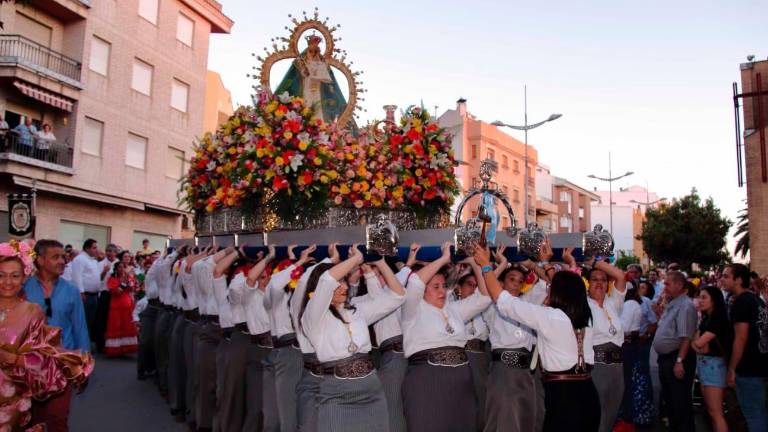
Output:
top-left (492, 86), bottom-right (562, 226)
top-left (587, 152), bottom-right (633, 234)
top-left (629, 198), bottom-right (667, 209)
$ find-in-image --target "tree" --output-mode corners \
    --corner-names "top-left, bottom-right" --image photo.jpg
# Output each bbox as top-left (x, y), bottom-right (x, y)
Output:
top-left (638, 188), bottom-right (732, 270)
top-left (615, 251), bottom-right (640, 270)
top-left (734, 204), bottom-right (749, 259)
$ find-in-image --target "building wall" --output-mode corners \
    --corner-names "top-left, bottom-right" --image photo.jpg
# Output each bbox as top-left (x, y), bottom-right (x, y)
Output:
top-left (439, 100), bottom-right (539, 229)
top-left (590, 204), bottom-right (634, 254)
top-left (203, 70), bottom-right (233, 133)
top-left (740, 60), bottom-right (768, 274)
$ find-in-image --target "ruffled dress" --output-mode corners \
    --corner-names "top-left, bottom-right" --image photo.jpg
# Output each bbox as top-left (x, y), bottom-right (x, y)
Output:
top-left (103, 276), bottom-right (138, 357)
top-left (0, 301), bottom-right (93, 432)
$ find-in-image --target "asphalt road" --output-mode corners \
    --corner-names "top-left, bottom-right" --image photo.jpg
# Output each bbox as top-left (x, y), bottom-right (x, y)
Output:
top-left (69, 353), bottom-right (186, 432)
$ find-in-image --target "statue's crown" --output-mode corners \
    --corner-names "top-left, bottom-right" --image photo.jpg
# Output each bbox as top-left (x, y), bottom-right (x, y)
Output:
top-left (305, 34), bottom-right (322, 46)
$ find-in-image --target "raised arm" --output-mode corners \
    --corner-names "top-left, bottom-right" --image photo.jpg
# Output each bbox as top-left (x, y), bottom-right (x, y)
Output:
top-left (328, 244), bottom-right (364, 281)
top-left (493, 244), bottom-right (509, 278)
top-left (406, 243), bottom-right (420, 268)
top-left (373, 258), bottom-right (405, 296)
top-left (415, 242), bottom-right (451, 285)
top-left (473, 244), bottom-right (503, 302)
top-left (213, 248), bottom-right (238, 278)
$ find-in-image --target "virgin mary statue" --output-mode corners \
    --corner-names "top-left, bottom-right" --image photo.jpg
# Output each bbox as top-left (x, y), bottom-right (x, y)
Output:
top-left (275, 34), bottom-right (350, 125)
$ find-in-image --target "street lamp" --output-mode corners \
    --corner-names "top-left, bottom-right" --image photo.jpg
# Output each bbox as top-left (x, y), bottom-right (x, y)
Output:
top-left (629, 198), bottom-right (667, 208)
top-left (492, 86), bottom-right (562, 225)
top-left (588, 152), bottom-right (633, 234)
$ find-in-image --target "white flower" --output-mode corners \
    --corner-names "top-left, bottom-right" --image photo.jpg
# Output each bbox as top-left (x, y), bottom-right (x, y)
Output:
top-left (289, 154), bottom-right (304, 172)
top-left (285, 111), bottom-right (302, 122)
top-left (317, 132), bottom-right (330, 145)
top-left (244, 143), bottom-right (256, 153)
top-left (297, 132), bottom-right (310, 143)
top-left (430, 153), bottom-right (449, 169)
top-left (206, 161), bottom-right (217, 171)
top-left (278, 91), bottom-right (292, 103)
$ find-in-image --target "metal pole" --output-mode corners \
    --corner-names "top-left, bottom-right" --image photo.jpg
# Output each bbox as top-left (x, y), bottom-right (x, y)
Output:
top-left (523, 85), bottom-right (528, 226)
top-left (608, 152), bottom-right (613, 234)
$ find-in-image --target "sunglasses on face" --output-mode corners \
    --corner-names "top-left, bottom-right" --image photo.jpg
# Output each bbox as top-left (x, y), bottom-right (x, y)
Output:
top-left (44, 297), bottom-right (52, 317)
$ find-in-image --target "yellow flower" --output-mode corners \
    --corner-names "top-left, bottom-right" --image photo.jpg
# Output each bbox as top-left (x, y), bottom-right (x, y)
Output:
top-left (520, 283), bottom-right (533, 294)
top-left (374, 180), bottom-right (384, 189)
top-left (415, 168), bottom-right (423, 177)
top-left (313, 157), bottom-right (322, 166)
top-left (320, 175), bottom-right (329, 184)
top-left (275, 156), bottom-right (285, 166)
top-left (328, 170), bottom-right (338, 179)
top-left (340, 184), bottom-right (350, 195)
top-left (392, 187), bottom-right (404, 198)
top-left (412, 118), bottom-right (422, 132)
top-left (265, 169), bottom-right (275, 180)
top-left (266, 101), bottom-right (278, 113)
top-left (284, 131), bottom-right (293, 139)
top-left (227, 147), bottom-right (236, 155)
top-left (360, 181), bottom-right (370, 192)
top-left (298, 141), bottom-right (308, 151)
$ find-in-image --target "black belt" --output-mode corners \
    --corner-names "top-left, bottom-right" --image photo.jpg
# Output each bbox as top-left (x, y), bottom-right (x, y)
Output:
top-left (303, 353), bottom-right (322, 376)
top-left (379, 336), bottom-right (404, 354)
top-left (273, 333), bottom-right (299, 349)
top-left (84, 292), bottom-right (99, 296)
top-left (408, 346), bottom-right (468, 367)
top-left (148, 299), bottom-right (162, 307)
top-left (491, 348), bottom-right (532, 369)
top-left (465, 338), bottom-right (486, 353)
top-left (222, 327), bottom-right (233, 340)
top-left (320, 354), bottom-right (375, 378)
top-left (184, 309), bottom-right (200, 322)
top-left (250, 331), bottom-right (273, 348)
top-left (594, 343), bottom-right (623, 364)
top-left (542, 364), bottom-right (594, 382)
top-left (234, 322), bottom-right (249, 333)
top-left (201, 315), bottom-right (219, 325)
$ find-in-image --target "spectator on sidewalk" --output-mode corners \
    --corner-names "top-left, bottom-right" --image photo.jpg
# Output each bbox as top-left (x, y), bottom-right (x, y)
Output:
top-left (70, 239), bottom-right (102, 351)
top-left (722, 264), bottom-right (768, 432)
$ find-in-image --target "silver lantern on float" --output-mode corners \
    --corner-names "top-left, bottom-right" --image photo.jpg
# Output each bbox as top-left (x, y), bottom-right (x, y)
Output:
top-left (366, 214), bottom-right (399, 256)
top-left (582, 224), bottom-right (615, 258)
top-left (516, 222), bottom-right (547, 260)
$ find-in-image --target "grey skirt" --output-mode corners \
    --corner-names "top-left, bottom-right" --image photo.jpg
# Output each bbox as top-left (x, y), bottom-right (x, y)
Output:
top-left (316, 369), bottom-right (389, 432)
top-left (592, 362), bottom-right (624, 432)
top-left (484, 361), bottom-right (537, 432)
top-left (403, 361), bottom-right (476, 432)
top-left (378, 347), bottom-right (407, 432)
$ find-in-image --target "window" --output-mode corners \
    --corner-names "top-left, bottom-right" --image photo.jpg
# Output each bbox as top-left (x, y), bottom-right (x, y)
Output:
top-left (559, 191), bottom-right (571, 202)
top-left (487, 148), bottom-right (495, 160)
top-left (166, 146), bottom-right (184, 179)
top-left (502, 154), bottom-right (509, 168)
top-left (579, 207), bottom-right (585, 218)
top-left (126, 133), bottom-right (147, 169)
top-left (471, 144), bottom-right (477, 159)
top-left (59, 221), bottom-right (110, 251)
top-left (15, 12), bottom-right (51, 47)
top-left (177, 13), bottom-right (194, 46)
top-left (513, 189), bottom-right (520, 202)
top-left (132, 59), bottom-right (153, 96)
top-left (131, 231), bottom-right (168, 253)
top-left (89, 36), bottom-right (110, 76)
top-left (138, 0), bottom-right (159, 24)
top-left (82, 117), bottom-right (104, 156)
top-left (559, 216), bottom-right (572, 229)
top-left (513, 160), bottom-right (520, 173)
top-left (171, 79), bottom-right (190, 112)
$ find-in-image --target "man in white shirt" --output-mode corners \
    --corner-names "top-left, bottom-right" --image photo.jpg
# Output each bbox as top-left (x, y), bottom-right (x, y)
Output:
top-left (92, 243), bottom-right (119, 353)
top-left (70, 239), bottom-right (103, 351)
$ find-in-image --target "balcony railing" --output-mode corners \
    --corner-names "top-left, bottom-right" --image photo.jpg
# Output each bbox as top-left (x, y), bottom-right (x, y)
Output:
top-left (0, 131), bottom-right (74, 170)
top-left (0, 35), bottom-right (82, 84)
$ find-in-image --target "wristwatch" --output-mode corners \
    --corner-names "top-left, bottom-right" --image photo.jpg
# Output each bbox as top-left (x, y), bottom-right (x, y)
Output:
top-left (481, 265), bottom-right (493, 274)
top-left (537, 261), bottom-right (550, 268)
top-left (675, 356), bottom-right (683, 364)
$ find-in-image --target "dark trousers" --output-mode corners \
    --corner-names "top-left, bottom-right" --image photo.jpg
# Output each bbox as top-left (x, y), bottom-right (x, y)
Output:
top-left (168, 314), bottom-right (188, 413)
top-left (93, 290), bottom-right (111, 352)
top-left (138, 304), bottom-right (159, 376)
top-left (83, 293), bottom-right (98, 343)
top-left (31, 385), bottom-right (72, 432)
top-left (154, 308), bottom-right (174, 396)
top-left (543, 378), bottom-right (600, 432)
top-left (657, 351), bottom-right (696, 432)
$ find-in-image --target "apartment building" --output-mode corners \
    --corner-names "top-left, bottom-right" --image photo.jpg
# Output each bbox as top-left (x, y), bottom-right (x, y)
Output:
top-left (0, 0), bottom-right (232, 250)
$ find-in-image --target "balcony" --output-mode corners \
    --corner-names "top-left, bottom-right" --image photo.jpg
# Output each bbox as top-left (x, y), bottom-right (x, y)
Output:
top-left (0, 35), bottom-right (83, 88)
top-left (0, 132), bottom-right (74, 173)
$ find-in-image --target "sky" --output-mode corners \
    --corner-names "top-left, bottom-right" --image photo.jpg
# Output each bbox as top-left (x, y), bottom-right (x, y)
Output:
top-left (207, 0), bottom-right (767, 255)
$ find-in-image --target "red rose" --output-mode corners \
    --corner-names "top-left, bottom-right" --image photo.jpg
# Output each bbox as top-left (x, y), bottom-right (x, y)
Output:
top-left (406, 129), bottom-right (421, 141)
top-left (390, 135), bottom-right (404, 146)
top-left (424, 189), bottom-right (437, 200)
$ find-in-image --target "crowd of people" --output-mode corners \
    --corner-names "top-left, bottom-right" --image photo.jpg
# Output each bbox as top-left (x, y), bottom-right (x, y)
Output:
top-left (2, 233), bottom-right (768, 432)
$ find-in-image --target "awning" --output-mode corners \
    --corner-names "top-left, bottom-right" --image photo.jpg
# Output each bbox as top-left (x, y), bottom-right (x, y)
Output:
top-left (13, 81), bottom-right (74, 112)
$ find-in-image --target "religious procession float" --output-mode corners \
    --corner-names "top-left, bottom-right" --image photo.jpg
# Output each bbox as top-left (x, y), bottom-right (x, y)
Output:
top-left (177, 9), bottom-right (613, 261)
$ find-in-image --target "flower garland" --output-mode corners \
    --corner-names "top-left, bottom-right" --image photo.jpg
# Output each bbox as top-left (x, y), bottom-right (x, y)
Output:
top-left (0, 239), bottom-right (36, 275)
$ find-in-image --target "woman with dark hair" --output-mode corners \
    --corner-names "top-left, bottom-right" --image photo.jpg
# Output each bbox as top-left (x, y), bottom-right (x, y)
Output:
top-left (104, 260), bottom-right (139, 357)
top-left (580, 256), bottom-right (627, 432)
top-left (618, 282), bottom-right (654, 426)
top-left (473, 243), bottom-right (599, 431)
top-left (401, 242), bottom-right (491, 432)
top-left (300, 245), bottom-right (406, 432)
top-left (691, 285), bottom-right (732, 432)
top-left (448, 259), bottom-right (490, 431)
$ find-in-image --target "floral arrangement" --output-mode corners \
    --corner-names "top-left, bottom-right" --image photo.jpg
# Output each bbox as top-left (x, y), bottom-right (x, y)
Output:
top-left (0, 239), bottom-right (36, 275)
top-left (181, 94), bottom-right (459, 226)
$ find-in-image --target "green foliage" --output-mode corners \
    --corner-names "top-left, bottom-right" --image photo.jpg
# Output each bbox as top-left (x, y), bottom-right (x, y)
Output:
top-left (638, 188), bottom-right (732, 271)
top-left (734, 203), bottom-right (749, 259)
top-left (615, 251), bottom-right (640, 270)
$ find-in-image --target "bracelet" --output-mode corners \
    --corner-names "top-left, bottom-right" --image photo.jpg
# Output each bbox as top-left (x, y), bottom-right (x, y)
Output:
top-left (481, 265), bottom-right (493, 274)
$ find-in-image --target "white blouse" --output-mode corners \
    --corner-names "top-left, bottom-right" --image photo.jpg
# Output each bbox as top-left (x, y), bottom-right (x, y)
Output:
top-left (588, 288), bottom-right (626, 347)
top-left (620, 300), bottom-right (644, 333)
top-left (193, 257), bottom-right (218, 316)
top-left (521, 278), bottom-right (549, 306)
top-left (179, 269), bottom-right (198, 311)
top-left (151, 252), bottom-right (177, 304)
top-left (365, 272), bottom-right (403, 344)
top-left (264, 265), bottom-right (297, 338)
top-left (496, 291), bottom-right (595, 372)
top-left (213, 275), bottom-right (246, 328)
top-left (484, 304), bottom-right (537, 351)
top-left (448, 290), bottom-right (490, 341)
top-left (229, 275), bottom-right (271, 335)
top-left (302, 271), bottom-right (405, 363)
top-left (401, 274), bottom-right (492, 358)
top-left (291, 258), bottom-right (332, 354)
top-left (168, 260), bottom-right (185, 308)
